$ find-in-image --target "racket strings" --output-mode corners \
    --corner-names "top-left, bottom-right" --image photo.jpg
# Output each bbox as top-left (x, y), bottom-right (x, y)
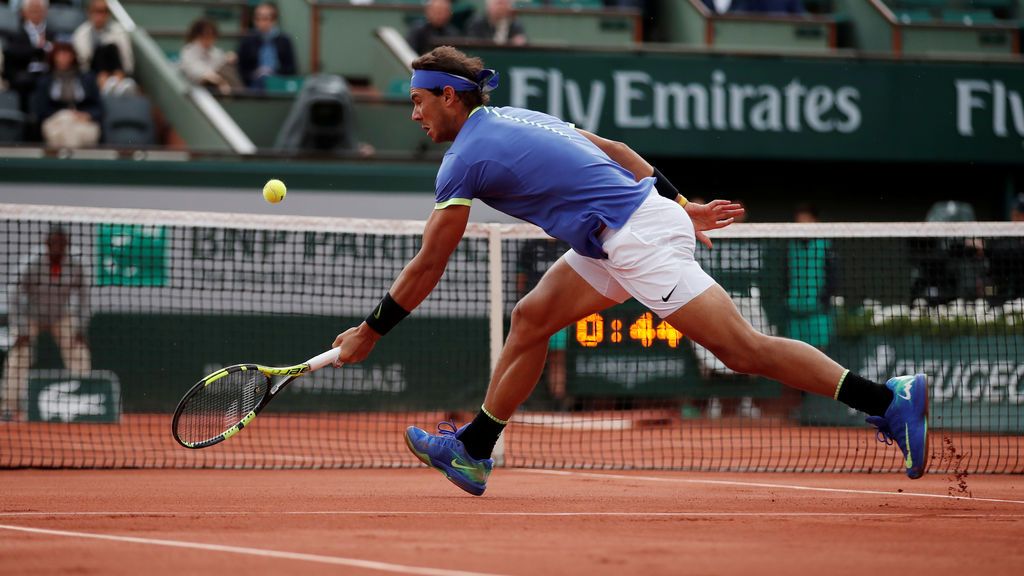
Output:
top-left (176, 371), bottom-right (268, 444)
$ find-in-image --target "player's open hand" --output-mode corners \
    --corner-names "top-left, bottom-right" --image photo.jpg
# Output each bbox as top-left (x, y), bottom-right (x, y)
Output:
top-left (684, 199), bottom-right (745, 249)
top-left (331, 323), bottom-right (382, 366)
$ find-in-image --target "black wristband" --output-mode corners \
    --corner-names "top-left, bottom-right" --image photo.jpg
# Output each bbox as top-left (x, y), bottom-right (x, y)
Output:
top-left (365, 292), bottom-right (410, 336)
top-left (652, 166), bottom-right (680, 200)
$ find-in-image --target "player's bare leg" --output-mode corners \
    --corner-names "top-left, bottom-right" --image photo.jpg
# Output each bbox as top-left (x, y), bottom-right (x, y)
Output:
top-left (666, 283), bottom-right (928, 478)
top-left (665, 284), bottom-right (844, 397)
top-left (483, 257), bottom-right (618, 421)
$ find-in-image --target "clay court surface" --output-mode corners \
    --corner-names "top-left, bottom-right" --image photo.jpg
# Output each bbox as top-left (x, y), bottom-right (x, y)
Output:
top-left (2, 469), bottom-right (1023, 575)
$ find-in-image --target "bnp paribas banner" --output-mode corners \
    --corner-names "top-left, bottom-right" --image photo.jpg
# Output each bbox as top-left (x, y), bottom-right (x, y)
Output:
top-left (471, 48), bottom-right (1024, 164)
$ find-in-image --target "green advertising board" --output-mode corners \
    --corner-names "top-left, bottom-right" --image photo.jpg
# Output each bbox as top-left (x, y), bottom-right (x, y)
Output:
top-left (96, 224), bottom-right (168, 286)
top-left (85, 314), bottom-right (490, 414)
top-left (471, 48), bottom-right (1024, 164)
top-left (27, 370), bottom-right (121, 423)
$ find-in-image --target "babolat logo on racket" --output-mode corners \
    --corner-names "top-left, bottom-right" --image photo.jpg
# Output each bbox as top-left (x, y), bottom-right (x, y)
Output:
top-left (270, 366), bottom-right (307, 395)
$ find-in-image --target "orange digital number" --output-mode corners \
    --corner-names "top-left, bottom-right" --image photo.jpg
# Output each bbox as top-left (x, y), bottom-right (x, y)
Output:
top-left (629, 312), bottom-right (656, 348)
top-left (656, 320), bottom-right (684, 348)
top-left (576, 313), bottom-right (604, 348)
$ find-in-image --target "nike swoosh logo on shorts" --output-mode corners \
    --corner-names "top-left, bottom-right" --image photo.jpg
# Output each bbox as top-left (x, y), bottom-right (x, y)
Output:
top-left (661, 286), bottom-right (677, 302)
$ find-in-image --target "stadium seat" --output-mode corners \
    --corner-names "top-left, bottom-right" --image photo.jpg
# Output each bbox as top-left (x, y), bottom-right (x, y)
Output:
top-left (263, 75), bottom-right (305, 94)
top-left (523, 0), bottom-right (605, 8)
top-left (0, 8), bottom-right (18, 40)
top-left (387, 77), bottom-right (411, 96)
top-left (895, 8), bottom-right (934, 23)
top-left (969, 0), bottom-right (1012, 10)
top-left (46, 4), bottom-right (86, 38)
top-left (941, 9), bottom-right (997, 24)
top-left (894, 0), bottom-right (946, 9)
top-left (101, 94), bottom-right (156, 147)
top-left (0, 90), bottom-right (26, 144)
top-left (801, 0), bottom-right (836, 15)
top-left (274, 74), bottom-right (357, 153)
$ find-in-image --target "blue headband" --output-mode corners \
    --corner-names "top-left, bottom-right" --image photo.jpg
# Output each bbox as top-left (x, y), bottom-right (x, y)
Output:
top-left (410, 69), bottom-right (500, 94)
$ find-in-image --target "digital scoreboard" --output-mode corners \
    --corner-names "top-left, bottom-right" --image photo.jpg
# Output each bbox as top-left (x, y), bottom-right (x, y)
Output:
top-left (574, 311), bottom-right (684, 349)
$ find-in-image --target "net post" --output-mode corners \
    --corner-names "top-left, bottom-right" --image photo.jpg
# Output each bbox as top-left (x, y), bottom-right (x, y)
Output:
top-left (487, 224), bottom-right (506, 466)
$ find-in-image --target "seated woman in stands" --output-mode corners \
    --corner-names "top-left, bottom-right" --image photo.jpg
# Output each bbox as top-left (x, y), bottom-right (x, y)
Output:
top-left (179, 18), bottom-right (244, 95)
top-left (31, 41), bottom-right (103, 148)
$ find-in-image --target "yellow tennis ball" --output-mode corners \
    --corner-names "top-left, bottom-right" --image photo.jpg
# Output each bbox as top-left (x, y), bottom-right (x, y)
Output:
top-left (263, 179), bottom-right (287, 204)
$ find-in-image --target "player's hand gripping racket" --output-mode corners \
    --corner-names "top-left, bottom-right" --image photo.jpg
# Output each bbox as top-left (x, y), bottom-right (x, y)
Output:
top-left (172, 348), bottom-right (341, 449)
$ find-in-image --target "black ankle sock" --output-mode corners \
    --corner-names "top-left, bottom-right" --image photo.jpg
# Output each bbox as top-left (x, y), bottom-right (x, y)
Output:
top-left (836, 372), bottom-right (894, 417)
top-left (457, 409), bottom-right (506, 461)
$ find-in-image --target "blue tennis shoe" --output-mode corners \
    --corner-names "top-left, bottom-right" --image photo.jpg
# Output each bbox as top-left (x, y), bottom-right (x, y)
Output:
top-left (405, 421), bottom-right (494, 496)
top-left (866, 374), bottom-right (929, 479)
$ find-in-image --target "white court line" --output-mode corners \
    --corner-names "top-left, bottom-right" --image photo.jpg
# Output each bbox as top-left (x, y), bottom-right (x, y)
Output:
top-left (2, 511), bottom-right (1023, 519)
top-left (0, 524), bottom-right (509, 576)
top-left (516, 469), bottom-right (1024, 506)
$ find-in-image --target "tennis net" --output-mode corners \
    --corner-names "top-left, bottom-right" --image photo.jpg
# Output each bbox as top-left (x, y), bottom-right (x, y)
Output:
top-left (1, 203), bottom-right (1022, 473)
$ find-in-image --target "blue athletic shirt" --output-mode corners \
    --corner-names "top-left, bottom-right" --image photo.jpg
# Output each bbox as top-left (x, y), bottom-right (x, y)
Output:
top-left (434, 106), bottom-right (653, 259)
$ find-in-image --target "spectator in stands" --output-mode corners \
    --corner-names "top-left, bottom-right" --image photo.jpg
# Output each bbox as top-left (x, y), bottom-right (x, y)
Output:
top-left (1, 225), bottom-right (92, 422)
top-left (179, 18), bottom-right (243, 95)
top-left (728, 0), bottom-right (805, 14)
top-left (2, 0), bottom-right (56, 110)
top-left (407, 0), bottom-right (461, 56)
top-left (32, 40), bottom-right (102, 147)
top-left (466, 0), bottom-right (526, 46)
top-left (787, 202), bottom-right (834, 349)
top-left (237, 2), bottom-right (296, 90)
top-left (71, 0), bottom-right (135, 96)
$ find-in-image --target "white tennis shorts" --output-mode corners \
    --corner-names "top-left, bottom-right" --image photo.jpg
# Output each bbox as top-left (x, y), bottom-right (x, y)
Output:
top-left (565, 190), bottom-right (717, 318)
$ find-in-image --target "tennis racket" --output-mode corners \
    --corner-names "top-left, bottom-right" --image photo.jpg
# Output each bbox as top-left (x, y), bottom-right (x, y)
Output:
top-left (171, 348), bottom-right (341, 449)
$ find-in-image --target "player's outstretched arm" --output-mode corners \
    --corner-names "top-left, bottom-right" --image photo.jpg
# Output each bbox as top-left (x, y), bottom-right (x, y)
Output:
top-left (332, 205), bottom-right (470, 364)
top-left (388, 205), bottom-right (471, 310)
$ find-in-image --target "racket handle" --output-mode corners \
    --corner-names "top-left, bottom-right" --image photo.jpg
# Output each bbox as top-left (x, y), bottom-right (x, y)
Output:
top-left (308, 348), bottom-right (342, 371)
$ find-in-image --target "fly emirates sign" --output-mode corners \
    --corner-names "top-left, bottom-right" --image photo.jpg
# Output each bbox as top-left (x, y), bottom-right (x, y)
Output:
top-left (508, 67), bottom-right (861, 134)
top-left (507, 67), bottom-right (1024, 143)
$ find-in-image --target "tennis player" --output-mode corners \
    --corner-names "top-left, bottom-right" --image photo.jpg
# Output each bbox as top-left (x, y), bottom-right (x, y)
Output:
top-left (332, 46), bottom-right (928, 494)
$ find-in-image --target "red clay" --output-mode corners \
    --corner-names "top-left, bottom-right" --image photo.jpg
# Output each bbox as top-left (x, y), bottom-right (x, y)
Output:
top-left (2, 469), bottom-right (1023, 575)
